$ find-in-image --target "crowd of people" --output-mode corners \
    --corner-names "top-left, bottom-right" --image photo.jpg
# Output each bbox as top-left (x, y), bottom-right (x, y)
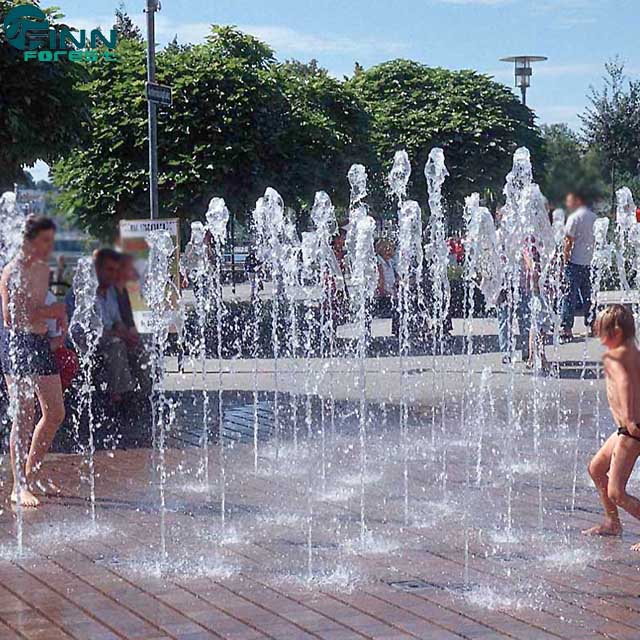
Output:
top-left (346, 186), bottom-right (598, 369)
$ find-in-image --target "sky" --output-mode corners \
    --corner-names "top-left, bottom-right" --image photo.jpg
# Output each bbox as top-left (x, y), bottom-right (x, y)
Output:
top-left (26, 0), bottom-right (640, 182)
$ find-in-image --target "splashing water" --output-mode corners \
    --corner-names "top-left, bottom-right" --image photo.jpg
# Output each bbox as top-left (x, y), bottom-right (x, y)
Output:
top-left (179, 221), bottom-right (213, 488)
top-left (346, 163), bottom-right (378, 543)
top-left (206, 197), bottom-right (230, 529)
top-left (142, 230), bottom-right (179, 572)
top-left (69, 257), bottom-right (103, 523)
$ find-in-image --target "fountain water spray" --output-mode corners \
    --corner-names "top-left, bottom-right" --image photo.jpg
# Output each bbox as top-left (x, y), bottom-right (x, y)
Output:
top-left (388, 150), bottom-right (417, 525)
top-left (301, 229), bottom-right (321, 579)
top-left (69, 257), bottom-right (103, 523)
top-left (615, 187), bottom-right (636, 293)
top-left (500, 147), bottom-right (534, 536)
top-left (311, 191), bottom-right (343, 446)
top-left (142, 230), bottom-right (179, 571)
top-left (462, 194), bottom-right (502, 552)
top-left (346, 164), bottom-right (378, 543)
top-left (424, 148), bottom-right (451, 353)
top-left (205, 197), bottom-right (230, 528)
top-left (463, 193), bottom-right (502, 313)
top-left (424, 148), bottom-right (450, 493)
top-left (0, 190), bottom-right (28, 555)
top-left (180, 221), bottom-right (213, 490)
top-left (253, 188), bottom-right (286, 468)
top-left (283, 220), bottom-right (302, 453)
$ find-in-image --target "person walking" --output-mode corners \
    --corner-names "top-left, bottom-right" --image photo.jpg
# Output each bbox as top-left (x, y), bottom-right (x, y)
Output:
top-left (560, 189), bottom-right (597, 343)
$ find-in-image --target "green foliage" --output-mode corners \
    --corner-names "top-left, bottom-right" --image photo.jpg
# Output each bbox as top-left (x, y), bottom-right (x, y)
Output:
top-left (539, 124), bottom-right (605, 206)
top-left (0, 0), bottom-right (88, 189)
top-left (114, 3), bottom-right (142, 42)
top-left (53, 27), bottom-right (371, 238)
top-left (347, 59), bottom-right (544, 212)
top-left (582, 59), bottom-right (640, 202)
top-left (50, 28), bottom-right (547, 238)
top-left (272, 59), bottom-right (372, 214)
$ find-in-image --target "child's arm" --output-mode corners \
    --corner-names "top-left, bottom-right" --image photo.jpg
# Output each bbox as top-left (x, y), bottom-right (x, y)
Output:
top-left (606, 353), bottom-right (639, 434)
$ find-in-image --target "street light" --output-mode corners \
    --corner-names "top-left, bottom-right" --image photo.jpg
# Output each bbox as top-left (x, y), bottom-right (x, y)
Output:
top-left (500, 55), bottom-right (547, 106)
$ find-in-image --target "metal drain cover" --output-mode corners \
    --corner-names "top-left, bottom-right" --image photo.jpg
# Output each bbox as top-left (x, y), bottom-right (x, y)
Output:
top-left (388, 579), bottom-right (438, 592)
top-left (491, 552), bottom-right (531, 562)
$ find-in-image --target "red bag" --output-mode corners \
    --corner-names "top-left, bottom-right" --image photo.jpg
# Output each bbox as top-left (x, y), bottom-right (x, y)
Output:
top-left (54, 347), bottom-right (80, 390)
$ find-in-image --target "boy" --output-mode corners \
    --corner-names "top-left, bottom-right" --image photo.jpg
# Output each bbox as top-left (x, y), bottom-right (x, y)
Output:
top-left (583, 304), bottom-right (640, 549)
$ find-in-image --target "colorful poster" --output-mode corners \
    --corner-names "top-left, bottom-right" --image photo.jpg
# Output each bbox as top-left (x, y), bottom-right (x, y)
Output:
top-left (119, 218), bottom-right (181, 333)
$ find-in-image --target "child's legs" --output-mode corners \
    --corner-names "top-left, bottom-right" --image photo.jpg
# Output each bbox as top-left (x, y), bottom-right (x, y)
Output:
top-left (26, 375), bottom-right (65, 480)
top-left (607, 435), bottom-right (640, 520)
top-left (5, 376), bottom-right (37, 490)
top-left (588, 432), bottom-right (619, 519)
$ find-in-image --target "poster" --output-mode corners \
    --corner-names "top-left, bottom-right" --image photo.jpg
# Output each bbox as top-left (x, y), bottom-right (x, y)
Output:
top-left (119, 218), bottom-right (181, 333)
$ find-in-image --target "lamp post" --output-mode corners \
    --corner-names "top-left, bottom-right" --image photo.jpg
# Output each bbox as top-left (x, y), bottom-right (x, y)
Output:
top-left (500, 55), bottom-right (547, 106)
top-left (145, 0), bottom-right (160, 220)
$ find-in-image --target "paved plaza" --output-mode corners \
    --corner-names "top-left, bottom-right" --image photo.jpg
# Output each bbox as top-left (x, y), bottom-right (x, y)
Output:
top-left (2, 319), bottom-right (640, 640)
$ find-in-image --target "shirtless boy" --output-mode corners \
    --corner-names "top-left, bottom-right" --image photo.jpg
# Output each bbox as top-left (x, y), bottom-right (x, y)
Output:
top-left (0, 216), bottom-right (67, 507)
top-left (583, 304), bottom-right (640, 549)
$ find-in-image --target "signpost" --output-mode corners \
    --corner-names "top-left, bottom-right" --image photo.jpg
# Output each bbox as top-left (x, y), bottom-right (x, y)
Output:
top-left (146, 82), bottom-right (172, 107)
top-left (145, 0), bottom-right (160, 220)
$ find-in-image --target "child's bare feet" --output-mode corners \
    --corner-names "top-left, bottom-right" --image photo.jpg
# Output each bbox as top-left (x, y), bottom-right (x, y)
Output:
top-left (582, 520), bottom-right (622, 537)
top-left (33, 478), bottom-right (62, 496)
top-left (10, 487), bottom-right (40, 508)
top-left (630, 542), bottom-right (640, 552)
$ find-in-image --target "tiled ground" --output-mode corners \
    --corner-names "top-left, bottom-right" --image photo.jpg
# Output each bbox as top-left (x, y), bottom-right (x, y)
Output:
top-left (2, 417), bottom-right (640, 640)
top-left (2, 330), bottom-right (640, 640)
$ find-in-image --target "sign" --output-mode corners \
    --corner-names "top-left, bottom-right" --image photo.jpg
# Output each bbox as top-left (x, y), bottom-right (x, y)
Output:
top-left (119, 218), bottom-right (181, 333)
top-left (146, 82), bottom-right (173, 107)
top-left (3, 4), bottom-right (118, 63)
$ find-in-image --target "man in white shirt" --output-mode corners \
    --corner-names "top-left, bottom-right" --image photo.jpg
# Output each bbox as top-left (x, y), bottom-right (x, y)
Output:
top-left (561, 189), bottom-right (598, 341)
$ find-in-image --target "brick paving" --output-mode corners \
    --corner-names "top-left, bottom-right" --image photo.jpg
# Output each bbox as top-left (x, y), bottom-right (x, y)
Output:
top-left (2, 334), bottom-right (640, 639)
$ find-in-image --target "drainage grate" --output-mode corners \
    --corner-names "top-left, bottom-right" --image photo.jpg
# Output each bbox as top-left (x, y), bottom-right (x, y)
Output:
top-left (170, 397), bottom-right (275, 447)
top-left (388, 579), bottom-right (439, 592)
top-left (223, 401), bottom-right (274, 444)
top-left (94, 554), bottom-right (122, 566)
top-left (490, 552), bottom-right (531, 563)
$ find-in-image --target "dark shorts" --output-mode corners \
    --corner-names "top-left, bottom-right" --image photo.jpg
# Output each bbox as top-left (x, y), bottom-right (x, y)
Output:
top-left (617, 427), bottom-right (640, 444)
top-left (0, 330), bottom-right (59, 377)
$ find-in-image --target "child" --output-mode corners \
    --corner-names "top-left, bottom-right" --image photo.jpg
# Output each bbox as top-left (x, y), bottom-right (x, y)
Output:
top-left (583, 304), bottom-right (640, 549)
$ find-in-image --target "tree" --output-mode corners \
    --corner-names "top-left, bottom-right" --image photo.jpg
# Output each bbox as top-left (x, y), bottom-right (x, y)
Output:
top-left (272, 60), bottom-right (372, 214)
top-left (0, 0), bottom-right (88, 189)
top-left (53, 27), bottom-right (370, 238)
top-left (347, 59), bottom-right (544, 214)
top-left (539, 124), bottom-right (605, 206)
top-left (114, 3), bottom-right (142, 41)
top-left (582, 59), bottom-right (640, 206)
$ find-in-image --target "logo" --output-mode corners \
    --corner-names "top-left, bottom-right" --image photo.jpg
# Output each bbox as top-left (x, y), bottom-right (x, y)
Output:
top-left (3, 4), bottom-right (118, 62)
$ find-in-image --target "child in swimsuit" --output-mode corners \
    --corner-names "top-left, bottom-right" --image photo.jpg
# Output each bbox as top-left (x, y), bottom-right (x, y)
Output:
top-left (583, 304), bottom-right (640, 549)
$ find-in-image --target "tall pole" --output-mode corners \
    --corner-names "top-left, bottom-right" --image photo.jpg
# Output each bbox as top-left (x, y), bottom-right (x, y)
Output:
top-left (145, 0), bottom-right (159, 220)
top-left (521, 86), bottom-right (527, 106)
